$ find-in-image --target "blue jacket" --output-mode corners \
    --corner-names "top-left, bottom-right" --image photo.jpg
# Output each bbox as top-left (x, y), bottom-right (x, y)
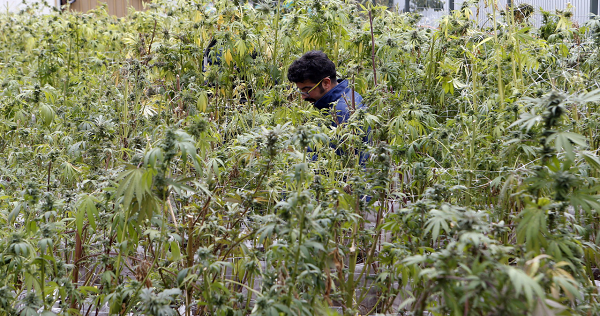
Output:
top-left (312, 79), bottom-right (369, 164)
top-left (314, 79), bottom-right (365, 127)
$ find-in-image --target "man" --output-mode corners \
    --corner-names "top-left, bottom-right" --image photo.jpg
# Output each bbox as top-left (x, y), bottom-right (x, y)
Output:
top-left (287, 50), bottom-right (365, 127)
top-left (288, 51), bottom-right (369, 166)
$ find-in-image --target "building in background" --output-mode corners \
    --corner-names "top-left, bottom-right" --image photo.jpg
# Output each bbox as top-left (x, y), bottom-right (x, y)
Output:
top-left (68, 0), bottom-right (149, 17)
top-left (0, 0), bottom-right (147, 16)
top-left (1, 0), bottom-right (597, 23)
top-left (393, 0), bottom-right (598, 27)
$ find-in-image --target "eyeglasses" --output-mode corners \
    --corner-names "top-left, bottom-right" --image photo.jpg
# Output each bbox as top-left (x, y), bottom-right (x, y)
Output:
top-left (297, 77), bottom-right (325, 97)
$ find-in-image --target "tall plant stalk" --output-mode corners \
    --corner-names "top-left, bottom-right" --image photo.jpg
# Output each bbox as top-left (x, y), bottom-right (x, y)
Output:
top-left (369, 9), bottom-right (378, 87)
top-left (490, 0), bottom-right (505, 108)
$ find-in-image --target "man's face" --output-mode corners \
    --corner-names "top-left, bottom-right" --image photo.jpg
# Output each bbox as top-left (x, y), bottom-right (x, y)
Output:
top-left (295, 78), bottom-right (331, 103)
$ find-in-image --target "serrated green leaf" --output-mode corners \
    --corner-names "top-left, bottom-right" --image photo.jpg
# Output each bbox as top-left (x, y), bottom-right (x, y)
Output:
top-left (581, 151), bottom-right (600, 170)
top-left (170, 240), bottom-right (181, 261)
top-left (507, 267), bottom-right (545, 304)
top-left (177, 268), bottom-right (189, 286)
top-left (39, 103), bottom-right (55, 126)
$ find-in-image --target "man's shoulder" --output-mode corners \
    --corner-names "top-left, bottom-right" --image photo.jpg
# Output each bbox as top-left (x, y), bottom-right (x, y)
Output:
top-left (336, 89), bottom-right (363, 109)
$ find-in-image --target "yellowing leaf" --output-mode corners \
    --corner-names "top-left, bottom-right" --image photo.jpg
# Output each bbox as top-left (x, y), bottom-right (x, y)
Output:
top-left (194, 11), bottom-right (202, 22)
top-left (235, 39), bottom-right (247, 57)
top-left (25, 36), bottom-right (36, 52)
top-left (224, 49), bottom-right (233, 66)
top-left (197, 91), bottom-right (208, 112)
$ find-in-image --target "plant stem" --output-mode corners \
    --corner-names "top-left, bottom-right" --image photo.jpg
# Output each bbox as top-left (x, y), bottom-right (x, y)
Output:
top-left (47, 160), bottom-right (52, 192)
top-left (63, 34), bottom-right (72, 107)
top-left (491, 0), bottom-right (505, 108)
top-left (40, 255), bottom-right (46, 310)
top-left (368, 9), bottom-right (378, 86)
top-left (272, 0), bottom-right (281, 77)
top-left (121, 196), bottom-right (169, 315)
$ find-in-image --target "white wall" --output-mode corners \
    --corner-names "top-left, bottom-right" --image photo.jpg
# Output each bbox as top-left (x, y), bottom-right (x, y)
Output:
top-left (0, 0), bottom-right (57, 14)
top-left (475, 0), bottom-right (593, 28)
top-left (394, 0), bottom-right (594, 27)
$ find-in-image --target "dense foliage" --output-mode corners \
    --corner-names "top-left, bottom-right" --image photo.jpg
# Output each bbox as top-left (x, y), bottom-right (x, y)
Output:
top-left (1, 0), bottom-right (600, 315)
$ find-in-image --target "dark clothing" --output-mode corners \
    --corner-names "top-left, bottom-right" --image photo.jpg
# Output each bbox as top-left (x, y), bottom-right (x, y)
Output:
top-left (311, 79), bottom-right (369, 165)
top-left (314, 79), bottom-right (365, 127)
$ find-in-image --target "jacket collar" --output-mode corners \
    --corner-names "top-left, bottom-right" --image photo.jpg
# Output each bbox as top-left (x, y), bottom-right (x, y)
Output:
top-left (314, 79), bottom-right (347, 110)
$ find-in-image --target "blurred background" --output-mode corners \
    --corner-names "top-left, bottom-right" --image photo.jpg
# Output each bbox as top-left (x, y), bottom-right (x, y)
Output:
top-left (1, 0), bottom-right (597, 26)
top-left (386, 0), bottom-right (597, 27)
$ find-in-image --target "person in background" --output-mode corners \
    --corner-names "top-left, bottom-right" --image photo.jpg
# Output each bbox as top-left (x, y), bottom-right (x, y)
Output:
top-left (287, 50), bottom-right (365, 127)
top-left (287, 50), bottom-right (369, 165)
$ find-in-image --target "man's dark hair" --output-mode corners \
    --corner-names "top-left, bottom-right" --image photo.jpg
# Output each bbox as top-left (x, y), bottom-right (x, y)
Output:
top-left (287, 50), bottom-right (337, 83)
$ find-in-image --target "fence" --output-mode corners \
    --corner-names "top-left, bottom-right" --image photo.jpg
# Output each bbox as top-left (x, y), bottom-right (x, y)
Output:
top-left (393, 0), bottom-right (600, 27)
